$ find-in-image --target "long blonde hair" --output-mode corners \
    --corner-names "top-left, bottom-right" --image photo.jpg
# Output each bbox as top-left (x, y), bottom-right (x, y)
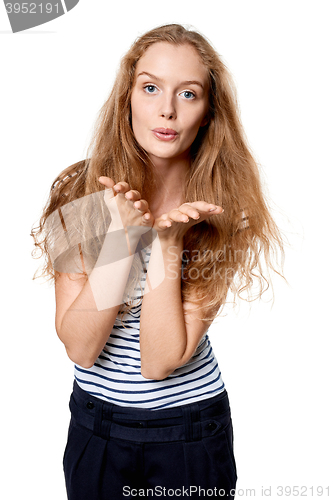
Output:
top-left (31, 23), bottom-right (284, 322)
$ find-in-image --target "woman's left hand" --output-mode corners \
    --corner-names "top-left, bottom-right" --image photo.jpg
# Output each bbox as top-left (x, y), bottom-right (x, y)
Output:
top-left (153, 201), bottom-right (224, 242)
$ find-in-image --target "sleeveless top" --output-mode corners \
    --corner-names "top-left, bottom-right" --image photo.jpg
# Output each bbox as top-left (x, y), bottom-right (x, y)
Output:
top-left (74, 241), bottom-right (225, 410)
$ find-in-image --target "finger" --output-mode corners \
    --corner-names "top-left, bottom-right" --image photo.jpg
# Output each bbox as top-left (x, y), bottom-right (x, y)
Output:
top-left (142, 211), bottom-right (152, 222)
top-left (177, 204), bottom-right (201, 220)
top-left (156, 218), bottom-right (172, 229)
top-left (113, 181), bottom-right (130, 193)
top-left (208, 206), bottom-right (224, 213)
top-left (98, 176), bottom-right (115, 189)
top-left (133, 199), bottom-right (149, 212)
top-left (167, 209), bottom-right (190, 223)
top-left (186, 201), bottom-right (224, 214)
top-left (125, 189), bottom-right (142, 201)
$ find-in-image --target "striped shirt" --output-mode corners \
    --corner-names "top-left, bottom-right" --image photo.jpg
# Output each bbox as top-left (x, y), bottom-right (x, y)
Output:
top-left (74, 241), bottom-right (225, 410)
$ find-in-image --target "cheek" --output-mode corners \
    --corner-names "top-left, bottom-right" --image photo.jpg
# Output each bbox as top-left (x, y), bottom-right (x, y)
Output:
top-left (184, 104), bottom-right (207, 130)
top-left (131, 88), bottom-right (143, 114)
top-left (130, 97), bottom-right (148, 149)
top-left (185, 113), bottom-right (205, 138)
top-left (130, 102), bottom-right (143, 140)
top-left (131, 94), bottom-right (152, 132)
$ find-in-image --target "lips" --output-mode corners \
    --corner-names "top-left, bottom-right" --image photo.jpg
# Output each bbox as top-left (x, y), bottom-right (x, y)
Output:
top-left (153, 128), bottom-right (178, 135)
top-left (152, 128), bottom-right (178, 141)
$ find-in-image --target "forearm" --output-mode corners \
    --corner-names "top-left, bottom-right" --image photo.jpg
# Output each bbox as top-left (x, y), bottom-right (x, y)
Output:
top-left (59, 224), bottom-right (141, 368)
top-left (139, 237), bottom-right (187, 380)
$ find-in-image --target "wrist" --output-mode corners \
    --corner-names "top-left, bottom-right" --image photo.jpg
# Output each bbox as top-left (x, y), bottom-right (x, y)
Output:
top-left (106, 223), bottom-right (144, 255)
top-left (158, 234), bottom-right (183, 250)
top-left (159, 238), bottom-right (183, 268)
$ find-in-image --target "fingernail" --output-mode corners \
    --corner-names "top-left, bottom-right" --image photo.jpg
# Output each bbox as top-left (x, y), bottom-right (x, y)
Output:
top-left (209, 206), bottom-right (217, 211)
top-left (144, 214), bottom-right (150, 220)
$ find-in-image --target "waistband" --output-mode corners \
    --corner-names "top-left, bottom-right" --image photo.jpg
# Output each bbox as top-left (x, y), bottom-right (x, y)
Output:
top-left (69, 381), bottom-right (231, 443)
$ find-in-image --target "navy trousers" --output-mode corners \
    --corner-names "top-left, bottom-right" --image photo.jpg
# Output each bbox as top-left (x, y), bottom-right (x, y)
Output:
top-left (63, 381), bottom-right (237, 499)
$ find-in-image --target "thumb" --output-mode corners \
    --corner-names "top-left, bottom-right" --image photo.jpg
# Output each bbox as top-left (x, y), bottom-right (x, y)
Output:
top-left (98, 176), bottom-right (116, 190)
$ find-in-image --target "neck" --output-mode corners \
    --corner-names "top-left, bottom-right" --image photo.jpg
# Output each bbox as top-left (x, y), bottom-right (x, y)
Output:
top-left (148, 156), bottom-right (190, 218)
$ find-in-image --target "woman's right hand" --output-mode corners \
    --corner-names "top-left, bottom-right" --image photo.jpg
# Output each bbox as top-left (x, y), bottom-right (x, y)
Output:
top-left (98, 176), bottom-right (153, 231)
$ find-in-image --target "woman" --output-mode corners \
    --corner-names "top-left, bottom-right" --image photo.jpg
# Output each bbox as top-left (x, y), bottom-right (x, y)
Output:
top-left (32, 23), bottom-right (284, 499)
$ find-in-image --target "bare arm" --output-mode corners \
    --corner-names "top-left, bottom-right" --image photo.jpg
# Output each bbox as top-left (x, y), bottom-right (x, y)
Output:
top-left (56, 234), bottom-right (138, 368)
top-left (55, 178), bottom-right (152, 368)
top-left (140, 202), bottom-right (223, 380)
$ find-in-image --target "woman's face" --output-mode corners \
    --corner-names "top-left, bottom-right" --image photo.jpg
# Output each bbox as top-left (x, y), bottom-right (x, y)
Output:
top-left (130, 42), bottom-right (209, 165)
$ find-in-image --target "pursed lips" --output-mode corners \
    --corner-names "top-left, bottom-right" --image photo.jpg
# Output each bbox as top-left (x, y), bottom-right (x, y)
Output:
top-left (151, 128), bottom-right (179, 142)
top-left (153, 128), bottom-right (178, 135)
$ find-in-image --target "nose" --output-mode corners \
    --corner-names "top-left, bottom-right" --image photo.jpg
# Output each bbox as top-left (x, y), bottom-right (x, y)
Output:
top-left (160, 93), bottom-right (176, 119)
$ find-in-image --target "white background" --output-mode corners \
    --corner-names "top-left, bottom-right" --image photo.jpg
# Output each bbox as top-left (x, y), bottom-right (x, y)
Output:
top-left (1, 1), bottom-right (332, 498)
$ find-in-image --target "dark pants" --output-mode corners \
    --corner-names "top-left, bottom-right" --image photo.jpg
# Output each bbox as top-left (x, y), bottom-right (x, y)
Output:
top-left (63, 381), bottom-right (237, 499)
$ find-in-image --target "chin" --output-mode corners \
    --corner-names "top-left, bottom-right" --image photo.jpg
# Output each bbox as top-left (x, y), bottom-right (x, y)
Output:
top-left (146, 148), bottom-right (177, 161)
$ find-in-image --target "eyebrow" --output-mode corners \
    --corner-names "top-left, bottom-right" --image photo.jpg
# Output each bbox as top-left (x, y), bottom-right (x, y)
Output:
top-left (136, 71), bottom-right (205, 89)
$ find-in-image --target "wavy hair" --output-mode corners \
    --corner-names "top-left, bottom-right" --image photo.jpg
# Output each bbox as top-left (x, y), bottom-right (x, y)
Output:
top-left (31, 23), bottom-right (285, 323)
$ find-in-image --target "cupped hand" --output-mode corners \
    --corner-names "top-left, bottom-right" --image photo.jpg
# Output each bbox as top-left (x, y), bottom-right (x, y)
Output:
top-left (98, 176), bottom-right (153, 230)
top-left (153, 201), bottom-right (224, 241)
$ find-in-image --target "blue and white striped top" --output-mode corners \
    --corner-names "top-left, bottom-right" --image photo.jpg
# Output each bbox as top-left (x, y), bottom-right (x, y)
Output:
top-left (74, 241), bottom-right (225, 410)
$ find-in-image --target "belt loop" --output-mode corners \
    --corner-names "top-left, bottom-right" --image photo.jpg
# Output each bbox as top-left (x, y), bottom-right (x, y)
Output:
top-left (181, 402), bottom-right (201, 442)
top-left (182, 405), bottom-right (192, 442)
top-left (93, 402), bottom-right (113, 440)
top-left (192, 403), bottom-right (201, 441)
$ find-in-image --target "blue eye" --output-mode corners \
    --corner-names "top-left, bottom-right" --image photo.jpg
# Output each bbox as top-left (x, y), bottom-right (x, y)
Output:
top-left (181, 91), bottom-right (195, 100)
top-left (144, 85), bottom-right (157, 94)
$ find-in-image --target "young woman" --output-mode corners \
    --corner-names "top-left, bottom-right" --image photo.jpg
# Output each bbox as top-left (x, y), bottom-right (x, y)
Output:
top-left (32, 23), bottom-right (284, 500)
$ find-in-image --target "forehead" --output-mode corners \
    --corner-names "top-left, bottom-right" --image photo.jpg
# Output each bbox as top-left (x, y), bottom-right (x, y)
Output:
top-left (134, 42), bottom-right (208, 87)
